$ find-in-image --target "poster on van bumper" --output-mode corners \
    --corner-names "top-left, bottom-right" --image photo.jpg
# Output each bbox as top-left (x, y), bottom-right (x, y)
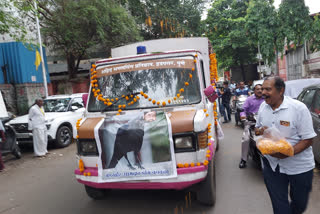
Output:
top-left (95, 111), bottom-right (177, 182)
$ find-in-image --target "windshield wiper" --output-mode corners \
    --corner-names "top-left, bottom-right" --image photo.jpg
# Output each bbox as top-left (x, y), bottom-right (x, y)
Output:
top-left (101, 92), bottom-right (141, 112)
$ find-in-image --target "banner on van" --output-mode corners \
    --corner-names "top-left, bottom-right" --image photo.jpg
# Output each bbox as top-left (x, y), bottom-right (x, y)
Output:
top-left (95, 111), bottom-right (177, 182)
top-left (96, 58), bottom-right (195, 78)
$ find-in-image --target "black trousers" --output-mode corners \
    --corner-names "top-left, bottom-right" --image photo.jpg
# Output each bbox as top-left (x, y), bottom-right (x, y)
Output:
top-left (220, 102), bottom-right (231, 121)
top-left (262, 158), bottom-right (313, 214)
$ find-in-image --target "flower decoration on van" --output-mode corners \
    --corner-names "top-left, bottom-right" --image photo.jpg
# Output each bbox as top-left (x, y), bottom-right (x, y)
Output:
top-left (76, 118), bottom-right (83, 139)
top-left (89, 55), bottom-right (196, 114)
top-left (79, 159), bottom-right (85, 173)
top-left (209, 53), bottom-right (219, 126)
top-left (83, 172), bottom-right (91, 176)
top-left (76, 118), bottom-right (82, 131)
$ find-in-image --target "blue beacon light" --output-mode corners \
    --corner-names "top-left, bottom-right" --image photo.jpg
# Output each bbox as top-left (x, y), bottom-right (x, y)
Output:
top-left (137, 46), bottom-right (147, 54)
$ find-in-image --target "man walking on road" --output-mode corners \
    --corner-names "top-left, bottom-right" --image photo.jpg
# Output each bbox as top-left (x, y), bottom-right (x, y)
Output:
top-left (219, 81), bottom-right (232, 123)
top-left (255, 77), bottom-right (316, 214)
top-left (28, 98), bottom-right (48, 157)
top-left (238, 84), bottom-right (264, 168)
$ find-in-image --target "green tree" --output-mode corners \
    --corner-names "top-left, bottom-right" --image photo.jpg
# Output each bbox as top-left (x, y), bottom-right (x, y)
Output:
top-left (245, 0), bottom-right (279, 65)
top-left (206, 0), bottom-right (257, 81)
top-left (278, 0), bottom-right (312, 49)
top-left (16, 0), bottom-right (141, 79)
top-left (0, 0), bottom-right (28, 41)
top-left (309, 15), bottom-right (320, 53)
top-left (125, 0), bottom-right (205, 39)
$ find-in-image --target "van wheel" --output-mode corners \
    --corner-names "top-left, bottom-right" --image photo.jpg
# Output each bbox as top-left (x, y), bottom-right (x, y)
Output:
top-left (196, 158), bottom-right (216, 206)
top-left (85, 185), bottom-right (107, 200)
top-left (55, 125), bottom-right (72, 148)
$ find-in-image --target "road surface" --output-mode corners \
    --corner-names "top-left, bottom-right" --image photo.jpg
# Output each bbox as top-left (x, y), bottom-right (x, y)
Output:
top-left (1, 122), bottom-right (319, 214)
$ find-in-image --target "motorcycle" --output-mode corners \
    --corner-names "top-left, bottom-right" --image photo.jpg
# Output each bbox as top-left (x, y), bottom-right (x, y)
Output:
top-left (235, 95), bottom-right (248, 127)
top-left (246, 113), bottom-right (262, 169)
top-left (1, 117), bottom-right (21, 159)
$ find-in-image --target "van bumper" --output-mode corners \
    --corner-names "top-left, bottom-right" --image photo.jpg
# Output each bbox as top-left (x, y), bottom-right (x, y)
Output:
top-left (75, 139), bottom-right (215, 190)
top-left (75, 165), bottom-right (208, 190)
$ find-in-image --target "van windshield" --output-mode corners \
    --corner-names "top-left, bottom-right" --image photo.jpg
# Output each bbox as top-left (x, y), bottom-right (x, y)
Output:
top-left (88, 56), bottom-right (201, 112)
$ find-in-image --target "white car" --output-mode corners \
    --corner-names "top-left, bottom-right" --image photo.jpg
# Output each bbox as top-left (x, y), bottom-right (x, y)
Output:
top-left (8, 93), bottom-right (86, 148)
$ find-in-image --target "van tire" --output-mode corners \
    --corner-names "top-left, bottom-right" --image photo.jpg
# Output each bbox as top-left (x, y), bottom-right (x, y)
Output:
top-left (85, 185), bottom-right (107, 200)
top-left (196, 158), bottom-right (216, 206)
top-left (55, 125), bottom-right (72, 148)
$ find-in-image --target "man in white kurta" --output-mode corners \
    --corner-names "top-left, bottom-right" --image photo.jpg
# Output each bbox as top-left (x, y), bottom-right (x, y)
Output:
top-left (28, 99), bottom-right (48, 157)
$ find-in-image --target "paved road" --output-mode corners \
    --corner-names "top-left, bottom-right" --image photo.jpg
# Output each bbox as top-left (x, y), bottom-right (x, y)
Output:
top-left (0, 122), bottom-right (319, 214)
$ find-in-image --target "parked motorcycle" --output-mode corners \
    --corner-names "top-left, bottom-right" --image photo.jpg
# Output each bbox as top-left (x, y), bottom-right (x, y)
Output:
top-left (235, 95), bottom-right (248, 127)
top-left (1, 117), bottom-right (21, 159)
top-left (246, 113), bottom-right (262, 169)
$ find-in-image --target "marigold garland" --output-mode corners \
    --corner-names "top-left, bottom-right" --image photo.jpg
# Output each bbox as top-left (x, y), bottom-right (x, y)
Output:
top-left (88, 54), bottom-right (196, 115)
top-left (89, 55), bottom-right (217, 168)
top-left (178, 53), bottom-right (219, 168)
top-left (209, 53), bottom-right (219, 128)
top-left (76, 118), bottom-right (82, 139)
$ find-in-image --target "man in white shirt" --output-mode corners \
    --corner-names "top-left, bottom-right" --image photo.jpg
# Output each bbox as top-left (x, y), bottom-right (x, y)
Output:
top-left (28, 99), bottom-right (48, 157)
top-left (0, 120), bottom-right (5, 171)
top-left (256, 77), bottom-right (316, 214)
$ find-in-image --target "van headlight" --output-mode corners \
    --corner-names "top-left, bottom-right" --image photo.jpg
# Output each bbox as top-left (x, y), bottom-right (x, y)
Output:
top-left (173, 133), bottom-right (196, 152)
top-left (174, 136), bottom-right (193, 148)
top-left (78, 139), bottom-right (98, 156)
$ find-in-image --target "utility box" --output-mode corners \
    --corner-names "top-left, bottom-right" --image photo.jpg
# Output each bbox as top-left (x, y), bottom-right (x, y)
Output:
top-left (0, 42), bottom-right (51, 114)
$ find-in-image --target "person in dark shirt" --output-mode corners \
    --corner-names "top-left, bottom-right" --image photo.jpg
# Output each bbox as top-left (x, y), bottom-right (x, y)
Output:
top-left (219, 81), bottom-right (232, 123)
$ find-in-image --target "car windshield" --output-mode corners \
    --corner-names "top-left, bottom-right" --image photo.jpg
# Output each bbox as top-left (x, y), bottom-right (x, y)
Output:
top-left (44, 98), bottom-right (71, 112)
top-left (88, 56), bottom-right (201, 112)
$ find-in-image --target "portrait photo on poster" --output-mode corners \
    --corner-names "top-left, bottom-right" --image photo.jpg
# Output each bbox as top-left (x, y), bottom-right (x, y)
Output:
top-left (97, 111), bottom-right (177, 182)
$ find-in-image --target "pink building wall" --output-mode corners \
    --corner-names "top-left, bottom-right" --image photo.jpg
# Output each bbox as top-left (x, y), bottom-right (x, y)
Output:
top-left (278, 56), bottom-right (287, 81)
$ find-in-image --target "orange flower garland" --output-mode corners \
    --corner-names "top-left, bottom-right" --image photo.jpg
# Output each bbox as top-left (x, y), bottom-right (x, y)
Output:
top-left (89, 54), bottom-right (197, 115)
top-left (76, 118), bottom-right (82, 139)
top-left (209, 53), bottom-right (219, 126)
top-left (177, 53), bottom-right (218, 168)
top-left (90, 56), bottom-right (216, 169)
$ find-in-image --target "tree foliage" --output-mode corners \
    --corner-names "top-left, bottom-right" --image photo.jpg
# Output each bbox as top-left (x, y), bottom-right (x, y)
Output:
top-left (309, 15), bottom-right (320, 53)
top-left (0, 0), bottom-right (28, 41)
top-left (206, 0), bottom-right (257, 80)
top-left (125, 0), bottom-right (205, 39)
top-left (15, 0), bottom-right (141, 79)
top-left (278, 0), bottom-right (312, 48)
top-left (245, 0), bottom-right (278, 64)
top-left (206, 0), bottom-right (315, 77)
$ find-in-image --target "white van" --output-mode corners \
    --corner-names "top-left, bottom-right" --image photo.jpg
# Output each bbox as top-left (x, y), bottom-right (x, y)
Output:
top-left (74, 38), bottom-right (220, 205)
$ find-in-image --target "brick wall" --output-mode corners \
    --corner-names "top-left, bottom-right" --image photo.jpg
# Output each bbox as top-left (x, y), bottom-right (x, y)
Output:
top-left (15, 83), bottom-right (46, 115)
top-left (0, 84), bottom-right (16, 114)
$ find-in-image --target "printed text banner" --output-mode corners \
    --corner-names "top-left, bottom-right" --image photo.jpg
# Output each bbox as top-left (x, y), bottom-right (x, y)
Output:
top-left (96, 59), bottom-right (195, 78)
